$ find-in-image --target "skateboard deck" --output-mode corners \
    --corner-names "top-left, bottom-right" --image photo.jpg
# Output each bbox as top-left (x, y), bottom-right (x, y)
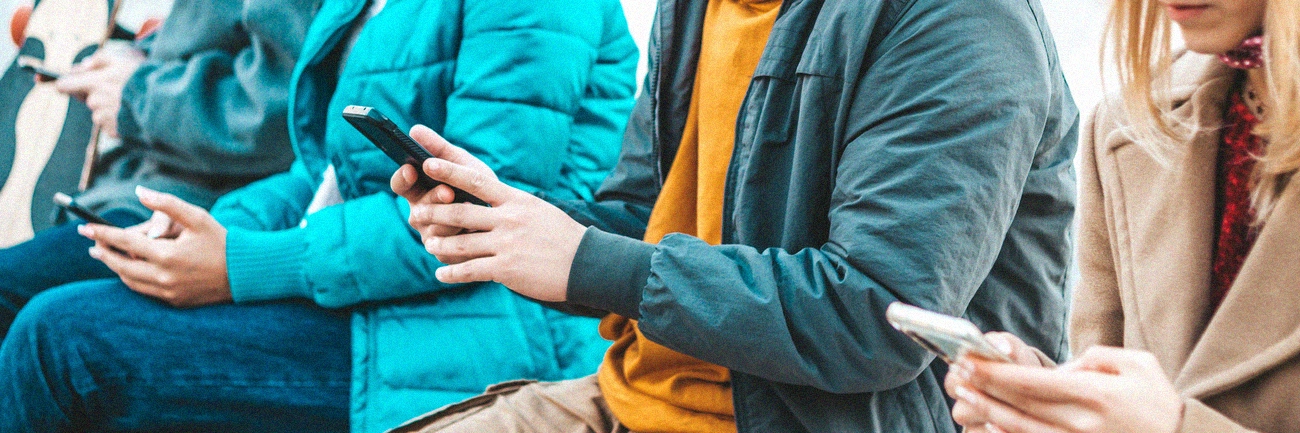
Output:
top-left (0, 0), bottom-right (115, 247)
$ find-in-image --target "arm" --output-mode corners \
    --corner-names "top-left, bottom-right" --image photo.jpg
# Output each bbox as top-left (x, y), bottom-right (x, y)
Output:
top-left (1069, 102), bottom-right (1126, 352)
top-left (227, 0), bottom-right (633, 307)
top-left (115, 0), bottom-right (316, 179)
top-left (208, 160), bottom-right (316, 231)
top-left (568, 0), bottom-right (1058, 393)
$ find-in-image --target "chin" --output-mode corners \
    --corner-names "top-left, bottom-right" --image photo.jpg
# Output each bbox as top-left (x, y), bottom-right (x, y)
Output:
top-left (1181, 35), bottom-right (1239, 56)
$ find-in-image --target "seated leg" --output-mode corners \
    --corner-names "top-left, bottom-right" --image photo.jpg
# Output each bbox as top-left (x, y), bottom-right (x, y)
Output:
top-left (0, 279), bottom-right (351, 433)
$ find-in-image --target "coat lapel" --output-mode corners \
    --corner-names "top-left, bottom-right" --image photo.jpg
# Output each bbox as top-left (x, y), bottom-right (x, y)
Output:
top-left (1178, 178), bottom-right (1300, 397)
top-left (1109, 53), bottom-right (1234, 378)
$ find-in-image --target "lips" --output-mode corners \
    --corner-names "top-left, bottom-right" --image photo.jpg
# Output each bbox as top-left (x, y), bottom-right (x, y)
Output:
top-left (1165, 3), bottom-right (1210, 21)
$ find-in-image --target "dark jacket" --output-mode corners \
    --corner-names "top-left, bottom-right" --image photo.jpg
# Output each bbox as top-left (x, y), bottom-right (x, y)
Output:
top-left (75, 0), bottom-right (315, 216)
top-left (555, 0), bottom-right (1078, 431)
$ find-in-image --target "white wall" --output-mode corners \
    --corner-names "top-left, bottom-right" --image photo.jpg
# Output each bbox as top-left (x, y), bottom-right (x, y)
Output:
top-left (617, 0), bottom-right (1113, 113)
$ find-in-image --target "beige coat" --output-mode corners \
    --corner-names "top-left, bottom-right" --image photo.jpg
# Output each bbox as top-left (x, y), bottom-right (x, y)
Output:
top-left (1072, 51), bottom-right (1300, 433)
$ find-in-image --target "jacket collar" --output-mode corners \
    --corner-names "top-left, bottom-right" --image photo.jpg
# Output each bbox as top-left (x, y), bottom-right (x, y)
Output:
top-left (1107, 52), bottom-right (1300, 398)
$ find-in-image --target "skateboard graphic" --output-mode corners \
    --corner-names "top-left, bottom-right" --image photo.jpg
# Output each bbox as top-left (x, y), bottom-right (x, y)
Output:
top-left (0, 0), bottom-right (116, 247)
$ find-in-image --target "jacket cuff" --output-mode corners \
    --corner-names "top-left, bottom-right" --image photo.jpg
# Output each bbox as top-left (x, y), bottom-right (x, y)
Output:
top-left (226, 227), bottom-right (312, 303)
top-left (566, 227), bottom-right (654, 319)
top-left (1177, 397), bottom-right (1252, 432)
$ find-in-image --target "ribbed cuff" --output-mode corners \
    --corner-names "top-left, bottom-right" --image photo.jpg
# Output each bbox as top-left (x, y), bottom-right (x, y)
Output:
top-left (226, 227), bottom-right (312, 303)
top-left (565, 227), bottom-right (655, 319)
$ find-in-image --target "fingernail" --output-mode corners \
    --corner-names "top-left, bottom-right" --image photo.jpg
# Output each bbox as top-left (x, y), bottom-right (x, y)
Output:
top-left (424, 237), bottom-right (438, 253)
top-left (147, 226), bottom-right (165, 239)
top-left (424, 159), bottom-right (441, 172)
top-left (987, 424), bottom-right (1008, 433)
top-left (991, 336), bottom-right (1013, 356)
top-left (435, 267), bottom-right (449, 281)
top-left (954, 386), bottom-right (978, 402)
top-left (951, 363), bottom-right (971, 381)
top-left (958, 359), bottom-right (976, 376)
top-left (87, 247), bottom-right (102, 259)
top-left (135, 185), bottom-right (159, 203)
top-left (77, 224), bottom-right (93, 237)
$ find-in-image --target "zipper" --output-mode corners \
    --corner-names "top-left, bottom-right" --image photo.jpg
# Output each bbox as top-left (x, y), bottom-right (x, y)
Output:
top-left (650, 0), bottom-right (667, 186)
top-left (719, 0), bottom-right (796, 245)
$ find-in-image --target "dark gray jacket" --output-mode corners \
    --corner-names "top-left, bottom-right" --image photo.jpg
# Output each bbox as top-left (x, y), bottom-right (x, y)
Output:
top-left (76, 0), bottom-right (316, 216)
top-left (555, 0), bottom-right (1078, 431)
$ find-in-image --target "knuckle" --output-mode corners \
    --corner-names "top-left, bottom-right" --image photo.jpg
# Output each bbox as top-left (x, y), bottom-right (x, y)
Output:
top-left (155, 273), bottom-right (175, 287)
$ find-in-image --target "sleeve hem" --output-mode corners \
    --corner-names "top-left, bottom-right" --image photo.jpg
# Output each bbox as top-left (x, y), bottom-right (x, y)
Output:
top-left (226, 227), bottom-right (313, 303)
top-left (565, 227), bottom-right (653, 319)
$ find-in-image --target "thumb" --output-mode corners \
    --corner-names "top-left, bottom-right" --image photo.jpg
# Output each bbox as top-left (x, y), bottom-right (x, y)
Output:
top-left (135, 186), bottom-right (212, 230)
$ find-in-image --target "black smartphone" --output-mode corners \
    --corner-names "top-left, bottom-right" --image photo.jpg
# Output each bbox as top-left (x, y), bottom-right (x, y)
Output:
top-left (17, 57), bottom-right (62, 80)
top-left (53, 192), bottom-right (118, 227)
top-left (341, 105), bottom-right (488, 206)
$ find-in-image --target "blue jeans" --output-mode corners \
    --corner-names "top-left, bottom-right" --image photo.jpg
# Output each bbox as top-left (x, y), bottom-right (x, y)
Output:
top-left (0, 210), bottom-right (144, 338)
top-left (0, 280), bottom-right (352, 432)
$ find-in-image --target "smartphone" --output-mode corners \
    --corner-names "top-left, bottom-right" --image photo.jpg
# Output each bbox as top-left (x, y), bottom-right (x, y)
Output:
top-left (17, 57), bottom-right (62, 80)
top-left (53, 192), bottom-right (117, 227)
top-left (341, 105), bottom-right (488, 206)
top-left (886, 302), bottom-right (1010, 364)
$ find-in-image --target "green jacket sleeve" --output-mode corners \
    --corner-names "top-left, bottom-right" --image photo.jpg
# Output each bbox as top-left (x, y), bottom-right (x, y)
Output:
top-left (224, 0), bottom-right (635, 307)
top-left (117, 0), bottom-right (315, 179)
top-left (566, 0), bottom-right (1064, 394)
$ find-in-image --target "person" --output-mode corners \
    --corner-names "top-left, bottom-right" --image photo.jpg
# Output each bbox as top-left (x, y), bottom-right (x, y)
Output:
top-left (946, 0), bottom-right (1300, 432)
top-left (0, 0), bottom-right (638, 432)
top-left (387, 0), bottom-right (1078, 431)
top-left (0, 0), bottom-right (312, 337)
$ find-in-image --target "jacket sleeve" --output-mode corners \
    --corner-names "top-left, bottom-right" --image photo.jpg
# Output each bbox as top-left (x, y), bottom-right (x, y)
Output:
top-left (1178, 398), bottom-right (1259, 433)
top-left (115, 0), bottom-right (314, 180)
top-left (1069, 101), bottom-right (1127, 352)
top-left (224, 0), bottom-right (635, 307)
top-left (209, 160), bottom-right (316, 231)
top-left (566, 0), bottom-right (1062, 393)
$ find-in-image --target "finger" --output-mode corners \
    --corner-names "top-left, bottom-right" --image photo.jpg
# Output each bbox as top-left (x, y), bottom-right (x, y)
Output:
top-left (79, 224), bottom-right (159, 261)
top-left (985, 332), bottom-right (1043, 366)
top-left (422, 158), bottom-right (513, 206)
top-left (950, 401), bottom-right (990, 428)
top-left (391, 164), bottom-right (423, 199)
top-left (88, 245), bottom-right (163, 282)
top-left (435, 257), bottom-right (499, 284)
top-left (420, 220), bottom-right (463, 239)
top-left (409, 202), bottom-right (500, 233)
top-left (1065, 346), bottom-right (1157, 376)
top-left (53, 70), bottom-right (100, 96)
top-left (135, 186), bottom-right (214, 230)
top-left (86, 91), bottom-right (112, 110)
top-left (952, 386), bottom-right (1065, 433)
top-left (963, 358), bottom-right (1093, 404)
top-left (423, 232), bottom-right (498, 259)
top-left (409, 125), bottom-right (492, 173)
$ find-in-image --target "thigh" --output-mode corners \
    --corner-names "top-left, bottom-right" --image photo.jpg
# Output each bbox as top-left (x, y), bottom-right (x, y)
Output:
top-left (0, 210), bottom-right (144, 335)
top-left (391, 375), bottom-right (634, 433)
top-left (0, 279), bottom-right (352, 433)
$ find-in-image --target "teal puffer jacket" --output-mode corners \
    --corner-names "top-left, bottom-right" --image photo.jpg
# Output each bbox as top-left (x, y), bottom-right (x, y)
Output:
top-left (206, 0), bottom-right (638, 431)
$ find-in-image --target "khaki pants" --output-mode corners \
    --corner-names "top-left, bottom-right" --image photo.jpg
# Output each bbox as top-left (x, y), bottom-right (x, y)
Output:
top-left (387, 375), bottom-right (640, 433)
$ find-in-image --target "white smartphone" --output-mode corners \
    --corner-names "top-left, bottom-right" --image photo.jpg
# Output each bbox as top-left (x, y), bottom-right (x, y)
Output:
top-left (886, 302), bottom-right (1010, 363)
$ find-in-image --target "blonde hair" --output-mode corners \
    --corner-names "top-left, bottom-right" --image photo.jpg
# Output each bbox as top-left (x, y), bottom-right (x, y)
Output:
top-left (1106, 0), bottom-right (1300, 221)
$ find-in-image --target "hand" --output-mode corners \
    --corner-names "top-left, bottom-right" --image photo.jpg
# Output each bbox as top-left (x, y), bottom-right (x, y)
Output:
top-left (390, 125), bottom-right (499, 238)
top-left (80, 186), bottom-right (232, 307)
top-left (950, 346), bottom-right (1183, 433)
top-left (946, 332), bottom-right (1047, 431)
top-left (125, 210), bottom-right (183, 240)
top-left (404, 147), bottom-right (587, 302)
top-left (54, 46), bottom-right (146, 138)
